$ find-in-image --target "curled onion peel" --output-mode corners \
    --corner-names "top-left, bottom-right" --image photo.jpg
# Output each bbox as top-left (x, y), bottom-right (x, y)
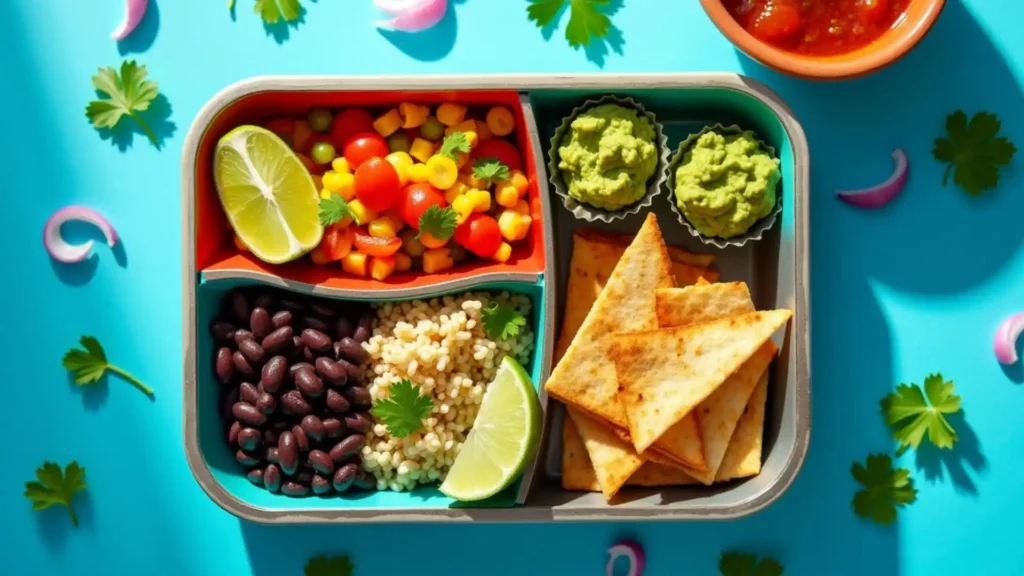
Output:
top-left (374, 0), bottom-right (447, 32)
top-left (606, 540), bottom-right (645, 576)
top-left (43, 207), bottom-right (119, 264)
top-left (111, 0), bottom-right (149, 41)
top-left (994, 313), bottom-right (1024, 365)
top-left (836, 148), bottom-right (909, 208)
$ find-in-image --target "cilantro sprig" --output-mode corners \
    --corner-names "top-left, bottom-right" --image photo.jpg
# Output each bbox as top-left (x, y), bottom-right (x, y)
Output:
top-left (319, 193), bottom-right (352, 227)
top-left (719, 552), bottom-right (784, 576)
top-left (438, 132), bottom-right (471, 160)
top-left (305, 555), bottom-right (354, 576)
top-left (851, 454), bottom-right (917, 526)
top-left (371, 380), bottom-right (434, 438)
top-left (63, 336), bottom-right (154, 398)
top-left (24, 462), bottom-right (87, 527)
top-left (880, 373), bottom-right (961, 455)
top-left (472, 158), bottom-right (510, 187)
top-left (933, 110), bottom-right (1016, 196)
top-left (482, 303), bottom-right (527, 341)
top-left (85, 60), bottom-right (161, 147)
top-left (527, 0), bottom-right (613, 49)
top-left (255, 0), bottom-right (302, 24)
top-left (418, 205), bottom-right (458, 242)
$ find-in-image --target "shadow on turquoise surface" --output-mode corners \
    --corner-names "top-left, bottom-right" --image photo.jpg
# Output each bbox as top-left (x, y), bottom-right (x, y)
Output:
top-left (48, 219), bottom-right (128, 286)
top-left (116, 0), bottom-right (160, 55)
top-left (377, 0), bottom-right (467, 62)
top-left (96, 93), bottom-right (177, 152)
top-left (532, 0), bottom-right (625, 68)
top-left (914, 410), bottom-right (986, 496)
top-left (34, 487), bottom-right (94, 551)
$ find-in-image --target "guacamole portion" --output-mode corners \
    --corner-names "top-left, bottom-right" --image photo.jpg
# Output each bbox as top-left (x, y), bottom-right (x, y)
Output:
top-left (674, 130), bottom-right (781, 239)
top-left (557, 104), bottom-right (659, 211)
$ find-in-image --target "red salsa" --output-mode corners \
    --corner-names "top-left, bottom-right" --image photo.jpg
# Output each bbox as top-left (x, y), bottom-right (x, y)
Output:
top-left (723, 0), bottom-right (910, 56)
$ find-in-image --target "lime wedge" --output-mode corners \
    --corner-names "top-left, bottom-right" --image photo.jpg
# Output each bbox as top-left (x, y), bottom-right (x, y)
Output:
top-left (213, 125), bottom-right (322, 264)
top-left (440, 356), bottom-right (542, 502)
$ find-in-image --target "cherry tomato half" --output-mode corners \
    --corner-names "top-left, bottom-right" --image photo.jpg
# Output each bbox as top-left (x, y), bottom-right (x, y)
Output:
top-left (473, 138), bottom-right (523, 173)
top-left (330, 108), bottom-right (375, 149)
top-left (354, 157), bottom-right (402, 212)
top-left (320, 224), bottom-right (354, 261)
top-left (353, 231), bottom-right (402, 257)
top-left (453, 213), bottom-right (502, 258)
top-left (343, 133), bottom-right (390, 169)
top-left (396, 183), bottom-right (446, 229)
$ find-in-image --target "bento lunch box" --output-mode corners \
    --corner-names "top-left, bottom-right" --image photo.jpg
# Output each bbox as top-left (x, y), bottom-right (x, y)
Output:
top-left (181, 73), bottom-right (810, 524)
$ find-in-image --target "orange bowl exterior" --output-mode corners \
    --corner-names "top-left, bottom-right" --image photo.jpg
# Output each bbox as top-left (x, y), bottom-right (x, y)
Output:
top-left (700, 0), bottom-right (946, 80)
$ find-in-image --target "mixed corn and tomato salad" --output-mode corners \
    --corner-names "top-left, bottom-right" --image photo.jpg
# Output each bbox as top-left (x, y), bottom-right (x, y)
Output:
top-left (224, 101), bottom-right (535, 281)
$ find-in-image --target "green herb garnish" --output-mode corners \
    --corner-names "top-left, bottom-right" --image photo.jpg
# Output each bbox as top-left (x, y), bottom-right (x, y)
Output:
top-left (304, 555), bottom-right (353, 576)
top-left (527, 0), bottom-right (613, 49)
top-left (438, 132), bottom-right (471, 160)
top-left (63, 336), bottom-right (154, 397)
top-left (719, 552), bottom-right (784, 576)
top-left (851, 453), bottom-right (917, 526)
top-left (371, 380), bottom-right (434, 438)
top-left (24, 462), bottom-right (87, 527)
top-left (319, 193), bottom-right (352, 227)
top-left (880, 373), bottom-right (961, 455)
top-left (418, 205), bottom-right (458, 241)
top-left (255, 0), bottom-right (301, 24)
top-left (482, 303), bottom-right (527, 341)
top-left (472, 158), bottom-right (511, 187)
top-left (933, 110), bottom-right (1016, 196)
top-left (85, 60), bottom-right (160, 147)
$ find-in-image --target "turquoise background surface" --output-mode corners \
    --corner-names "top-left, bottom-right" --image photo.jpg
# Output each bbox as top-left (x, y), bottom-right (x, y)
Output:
top-left (3, 0), bottom-right (1023, 574)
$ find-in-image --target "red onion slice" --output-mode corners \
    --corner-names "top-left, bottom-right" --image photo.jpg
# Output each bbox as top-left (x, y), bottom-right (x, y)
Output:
top-left (994, 313), bottom-right (1024, 365)
top-left (606, 540), bottom-right (645, 576)
top-left (836, 148), bottom-right (909, 208)
top-left (111, 0), bottom-right (149, 41)
top-left (374, 0), bottom-right (447, 32)
top-left (43, 206), bottom-right (118, 264)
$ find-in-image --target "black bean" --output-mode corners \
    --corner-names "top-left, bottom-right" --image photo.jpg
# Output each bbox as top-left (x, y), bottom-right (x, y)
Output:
top-left (263, 464), bottom-right (282, 492)
top-left (303, 346), bottom-right (316, 363)
top-left (315, 357), bottom-right (348, 386)
top-left (238, 428), bottom-right (261, 452)
top-left (301, 328), bottom-right (333, 353)
top-left (325, 389), bottom-right (350, 414)
top-left (220, 387), bottom-right (239, 418)
top-left (294, 368), bottom-right (324, 399)
top-left (336, 357), bottom-right (364, 382)
top-left (239, 382), bottom-right (260, 406)
top-left (291, 425), bottom-right (309, 452)
top-left (282, 481), bottom-right (310, 497)
top-left (238, 338), bottom-right (265, 364)
top-left (232, 351), bottom-right (256, 379)
top-left (228, 421), bottom-right (242, 445)
top-left (230, 290), bottom-right (249, 323)
top-left (266, 446), bottom-right (279, 464)
top-left (281, 390), bottom-right (312, 416)
top-left (334, 317), bottom-right (354, 341)
top-left (309, 449), bottom-right (335, 475)
top-left (334, 337), bottom-right (367, 365)
top-left (279, 298), bottom-right (305, 312)
top-left (257, 393), bottom-right (277, 415)
top-left (288, 362), bottom-right (314, 381)
top-left (233, 329), bottom-right (254, 345)
top-left (278, 432), bottom-right (298, 475)
top-left (215, 347), bottom-right (235, 384)
top-left (345, 412), bottom-right (372, 433)
top-left (329, 434), bottom-right (365, 464)
top-left (261, 326), bottom-right (294, 354)
top-left (210, 321), bottom-right (238, 344)
top-left (250, 307), bottom-right (273, 341)
top-left (271, 310), bottom-right (293, 329)
top-left (322, 418), bottom-right (344, 439)
top-left (236, 449), bottom-right (261, 467)
top-left (302, 316), bottom-right (331, 333)
top-left (311, 474), bottom-right (333, 495)
top-left (343, 386), bottom-right (372, 407)
top-left (354, 313), bottom-right (373, 343)
top-left (264, 429), bottom-right (280, 445)
top-left (310, 302), bottom-right (336, 319)
top-left (353, 471), bottom-right (375, 490)
top-left (333, 463), bottom-right (359, 492)
top-left (300, 415), bottom-right (325, 442)
top-left (260, 356), bottom-right (287, 394)
top-left (254, 293), bottom-right (275, 310)
top-left (232, 402), bottom-right (266, 426)
top-left (247, 467), bottom-right (264, 486)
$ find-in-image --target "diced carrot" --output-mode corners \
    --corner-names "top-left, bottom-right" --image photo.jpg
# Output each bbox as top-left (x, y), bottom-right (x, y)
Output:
top-left (436, 103), bottom-right (467, 127)
top-left (399, 102), bottom-right (430, 129)
top-left (373, 109), bottom-right (403, 137)
top-left (342, 252), bottom-right (369, 276)
top-left (486, 106), bottom-right (515, 137)
top-left (370, 255), bottom-right (397, 281)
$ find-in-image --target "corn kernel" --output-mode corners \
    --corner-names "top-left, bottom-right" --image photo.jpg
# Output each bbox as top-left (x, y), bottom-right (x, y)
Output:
top-left (368, 217), bottom-right (398, 239)
top-left (498, 210), bottom-right (532, 242)
top-left (466, 189), bottom-right (491, 213)
top-left (409, 138), bottom-right (436, 163)
top-left (458, 172), bottom-right (486, 189)
top-left (320, 188), bottom-right (333, 201)
top-left (407, 163), bottom-right (430, 183)
top-left (335, 172), bottom-right (356, 200)
top-left (492, 241), bottom-right (513, 263)
top-left (506, 170), bottom-right (530, 194)
top-left (331, 157), bottom-right (351, 174)
top-left (495, 183), bottom-right (520, 208)
top-left (322, 171), bottom-right (345, 193)
top-left (486, 106), bottom-right (515, 137)
top-left (309, 246), bottom-right (332, 265)
top-left (342, 252), bottom-right (369, 276)
top-left (436, 103), bottom-right (467, 127)
top-left (444, 181), bottom-right (470, 204)
top-left (385, 152), bottom-right (414, 185)
top-left (426, 155), bottom-right (459, 190)
top-left (348, 199), bottom-right (379, 225)
top-left (455, 151), bottom-right (470, 169)
top-left (370, 255), bottom-right (397, 281)
top-left (512, 199), bottom-right (530, 216)
top-left (373, 109), bottom-right (403, 137)
top-left (394, 252), bottom-right (412, 272)
top-left (422, 248), bottom-right (454, 273)
top-left (452, 195), bottom-right (474, 223)
top-left (399, 102), bottom-right (429, 129)
top-left (419, 231), bottom-right (449, 249)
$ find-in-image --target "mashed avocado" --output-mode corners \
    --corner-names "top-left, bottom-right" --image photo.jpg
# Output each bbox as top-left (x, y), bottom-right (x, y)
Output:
top-left (557, 104), bottom-right (659, 211)
top-left (674, 130), bottom-right (780, 239)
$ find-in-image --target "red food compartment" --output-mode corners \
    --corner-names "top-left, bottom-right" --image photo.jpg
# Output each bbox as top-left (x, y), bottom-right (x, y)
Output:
top-left (191, 89), bottom-right (546, 290)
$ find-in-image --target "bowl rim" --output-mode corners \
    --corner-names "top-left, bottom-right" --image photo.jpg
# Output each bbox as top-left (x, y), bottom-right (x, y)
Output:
top-left (699, 0), bottom-right (947, 79)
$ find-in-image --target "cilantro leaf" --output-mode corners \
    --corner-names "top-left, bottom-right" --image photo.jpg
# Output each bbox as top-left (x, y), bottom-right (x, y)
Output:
top-left (371, 380), bottom-right (433, 438)
top-left (255, 0), bottom-right (302, 24)
top-left (482, 303), bottom-right (527, 341)
top-left (63, 336), bottom-right (154, 397)
top-left (720, 552), bottom-right (784, 576)
top-left (527, 0), bottom-right (613, 49)
top-left (933, 110), bottom-right (1016, 196)
top-left (880, 373), bottom-right (961, 454)
top-left (851, 453), bottom-right (917, 526)
top-left (438, 132), bottom-right (471, 160)
top-left (24, 461), bottom-right (87, 527)
top-left (319, 193), bottom-right (351, 227)
top-left (305, 555), bottom-right (354, 576)
top-left (418, 205), bottom-right (458, 241)
top-left (472, 158), bottom-right (511, 187)
top-left (85, 60), bottom-right (161, 147)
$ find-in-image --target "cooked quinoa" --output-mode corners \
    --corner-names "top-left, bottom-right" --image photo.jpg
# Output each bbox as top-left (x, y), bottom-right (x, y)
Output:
top-left (360, 291), bottom-right (535, 492)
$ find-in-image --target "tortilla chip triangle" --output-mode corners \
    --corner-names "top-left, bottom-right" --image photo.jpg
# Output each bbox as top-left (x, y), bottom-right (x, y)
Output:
top-left (716, 370), bottom-right (769, 481)
top-left (566, 408), bottom-right (645, 499)
top-left (612, 309), bottom-right (793, 453)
